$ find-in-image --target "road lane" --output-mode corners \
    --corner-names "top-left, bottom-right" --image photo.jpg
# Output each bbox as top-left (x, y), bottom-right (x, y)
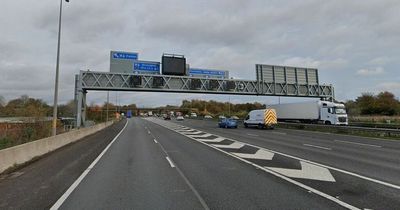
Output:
top-left (0, 120), bottom-right (126, 210)
top-left (59, 118), bottom-right (205, 210)
top-left (178, 119), bottom-right (400, 185)
top-left (59, 117), bottom-right (343, 209)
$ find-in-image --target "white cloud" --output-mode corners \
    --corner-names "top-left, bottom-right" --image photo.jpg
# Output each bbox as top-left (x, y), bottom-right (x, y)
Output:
top-left (1, 0), bottom-right (400, 106)
top-left (356, 67), bottom-right (385, 76)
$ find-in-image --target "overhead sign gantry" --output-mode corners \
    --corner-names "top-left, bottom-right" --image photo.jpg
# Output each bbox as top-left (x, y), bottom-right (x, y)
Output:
top-left (74, 51), bottom-right (334, 127)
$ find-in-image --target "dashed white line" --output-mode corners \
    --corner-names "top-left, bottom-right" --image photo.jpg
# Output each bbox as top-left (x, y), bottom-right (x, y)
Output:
top-left (272, 131), bottom-right (287, 135)
top-left (334, 140), bottom-right (382, 148)
top-left (153, 139), bottom-right (158, 143)
top-left (303, 144), bottom-right (332, 151)
top-left (165, 156), bottom-right (175, 168)
top-left (246, 133), bottom-right (259, 137)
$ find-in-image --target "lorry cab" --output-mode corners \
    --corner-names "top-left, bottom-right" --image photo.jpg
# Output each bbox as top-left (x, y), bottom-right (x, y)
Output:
top-left (320, 102), bottom-right (348, 125)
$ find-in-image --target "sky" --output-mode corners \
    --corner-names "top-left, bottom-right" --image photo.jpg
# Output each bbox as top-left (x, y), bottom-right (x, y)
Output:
top-left (1, 0), bottom-right (400, 107)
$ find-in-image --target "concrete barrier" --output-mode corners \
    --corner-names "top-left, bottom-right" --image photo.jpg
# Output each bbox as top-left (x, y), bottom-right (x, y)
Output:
top-left (0, 121), bottom-right (114, 174)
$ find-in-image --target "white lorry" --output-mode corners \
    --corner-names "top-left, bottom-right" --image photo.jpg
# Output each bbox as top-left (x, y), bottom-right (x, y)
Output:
top-left (268, 101), bottom-right (348, 125)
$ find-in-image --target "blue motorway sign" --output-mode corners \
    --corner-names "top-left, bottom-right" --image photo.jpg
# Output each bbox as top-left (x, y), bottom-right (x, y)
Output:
top-left (133, 62), bottom-right (160, 72)
top-left (112, 52), bottom-right (138, 60)
top-left (189, 68), bottom-right (225, 76)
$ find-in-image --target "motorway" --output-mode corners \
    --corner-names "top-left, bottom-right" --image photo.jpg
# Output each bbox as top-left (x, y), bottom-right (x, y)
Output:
top-left (0, 117), bottom-right (399, 209)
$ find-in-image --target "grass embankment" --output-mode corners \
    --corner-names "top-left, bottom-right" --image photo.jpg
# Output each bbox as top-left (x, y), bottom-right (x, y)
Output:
top-left (349, 115), bottom-right (400, 129)
top-left (276, 122), bottom-right (400, 140)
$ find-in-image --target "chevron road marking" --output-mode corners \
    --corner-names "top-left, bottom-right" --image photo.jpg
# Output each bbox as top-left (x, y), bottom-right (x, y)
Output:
top-left (181, 131), bottom-right (203, 135)
top-left (266, 161), bottom-right (336, 182)
top-left (231, 149), bottom-right (274, 160)
top-left (200, 137), bottom-right (226, 143)
top-left (213, 142), bottom-right (245, 149)
top-left (186, 133), bottom-right (213, 138)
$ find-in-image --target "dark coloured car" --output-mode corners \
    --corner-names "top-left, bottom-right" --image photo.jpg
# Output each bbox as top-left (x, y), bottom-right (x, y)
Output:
top-left (218, 118), bottom-right (238, 128)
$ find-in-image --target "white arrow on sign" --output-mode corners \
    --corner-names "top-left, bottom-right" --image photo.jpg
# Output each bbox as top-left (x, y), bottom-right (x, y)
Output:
top-left (266, 161), bottom-right (336, 182)
top-left (232, 149), bottom-right (274, 160)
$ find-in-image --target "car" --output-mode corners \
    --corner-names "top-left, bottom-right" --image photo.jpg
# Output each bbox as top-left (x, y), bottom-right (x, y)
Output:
top-left (231, 116), bottom-right (239, 120)
top-left (218, 118), bottom-right (238, 128)
top-left (190, 113), bottom-right (198, 118)
top-left (164, 115), bottom-right (171, 120)
top-left (176, 116), bottom-right (184, 121)
top-left (204, 115), bottom-right (213, 119)
top-left (218, 115), bottom-right (226, 120)
top-left (184, 114), bottom-right (189, 118)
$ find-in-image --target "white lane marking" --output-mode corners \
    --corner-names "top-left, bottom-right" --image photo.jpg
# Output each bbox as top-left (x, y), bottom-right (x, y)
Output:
top-left (145, 122), bottom-right (210, 210)
top-left (154, 139), bottom-right (158, 143)
top-left (232, 149), bottom-right (274, 160)
top-left (147, 118), bottom-right (400, 190)
top-left (213, 142), bottom-right (245, 149)
top-left (177, 128), bottom-right (194, 131)
top-left (187, 133), bottom-right (213, 138)
top-left (166, 156), bottom-right (175, 168)
top-left (266, 161), bottom-right (336, 182)
top-left (303, 144), bottom-right (332, 151)
top-left (181, 131), bottom-right (203, 135)
top-left (50, 120), bottom-right (129, 210)
top-left (246, 133), bottom-right (259, 137)
top-left (272, 131), bottom-right (287, 135)
top-left (147, 119), bottom-right (358, 210)
top-left (200, 137), bottom-right (226, 143)
top-left (147, 131), bottom-right (151, 134)
top-left (334, 140), bottom-right (382, 148)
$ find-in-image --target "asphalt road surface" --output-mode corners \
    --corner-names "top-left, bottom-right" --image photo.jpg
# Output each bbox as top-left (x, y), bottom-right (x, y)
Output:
top-left (1, 117), bottom-right (399, 209)
top-left (57, 117), bottom-right (343, 210)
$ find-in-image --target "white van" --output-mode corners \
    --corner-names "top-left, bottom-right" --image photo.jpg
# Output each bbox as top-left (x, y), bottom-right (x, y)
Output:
top-left (244, 109), bottom-right (277, 129)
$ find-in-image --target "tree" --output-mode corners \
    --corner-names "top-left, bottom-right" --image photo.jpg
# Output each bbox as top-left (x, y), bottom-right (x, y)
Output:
top-left (376, 91), bottom-right (399, 115)
top-left (356, 93), bottom-right (377, 115)
top-left (58, 100), bottom-right (76, 117)
top-left (1, 95), bottom-right (50, 117)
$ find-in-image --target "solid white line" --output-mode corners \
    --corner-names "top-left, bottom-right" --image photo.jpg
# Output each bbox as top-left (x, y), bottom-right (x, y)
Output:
top-left (50, 119), bottom-right (129, 210)
top-left (246, 133), bottom-right (259, 137)
top-left (303, 144), bottom-right (332, 151)
top-left (334, 140), bottom-right (382, 148)
top-left (154, 139), bottom-right (158, 143)
top-left (165, 156), bottom-right (175, 168)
